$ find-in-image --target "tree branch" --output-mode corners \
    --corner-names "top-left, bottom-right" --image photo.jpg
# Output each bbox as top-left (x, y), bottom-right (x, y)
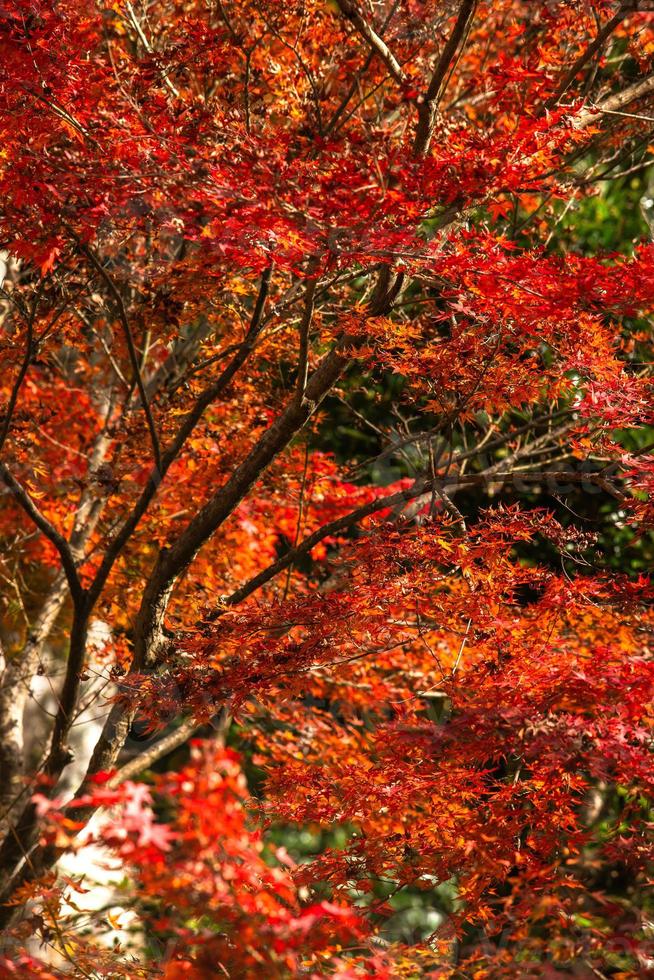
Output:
top-left (545, 4), bottom-right (629, 110)
top-left (0, 464), bottom-right (83, 604)
top-left (43, 610), bottom-right (90, 777)
top-left (86, 264), bottom-right (273, 607)
top-left (296, 274), bottom-right (316, 397)
top-left (132, 341), bottom-right (350, 668)
top-left (212, 477), bottom-right (438, 615)
top-left (208, 466), bottom-right (627, 617)
top-left (107, 709), bottom-right (230, 787)
top-left (0, 572), bottom-right (68, 827)
top-left (413, 0), bottom-right (477, 157)
top-left (0, 286), bottom-right (43, 457)
top-left (107, 717), bottom-right (197, 787)
top-left (574, 71), bottom-right (654, 129)
top-left (334, 0), bottom-right (406, 84)
top-left (124, 0), bottom-right (179, 98)
top-left (83, 341), bottom-right (351, 785)
top-left (81, 244), bottom-right (162, 473)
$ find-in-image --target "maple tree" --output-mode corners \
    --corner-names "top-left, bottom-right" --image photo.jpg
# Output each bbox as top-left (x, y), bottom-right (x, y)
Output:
top-left (0, 0), bottom-right (653, 975)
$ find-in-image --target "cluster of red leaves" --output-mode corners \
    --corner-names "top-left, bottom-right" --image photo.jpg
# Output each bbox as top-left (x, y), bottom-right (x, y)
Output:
top-left (5, 743), bottom-right (396, 979)
top-left (146, 508), bottom-right (652, 975)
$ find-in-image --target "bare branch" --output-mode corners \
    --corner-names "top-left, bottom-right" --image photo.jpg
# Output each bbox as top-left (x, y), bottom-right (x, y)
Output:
top-left (0, 464), bottom-right (83, 604)
top-left (296, 274), bottom-right (317, 397)
top-left (545, 4), bottom-right (629, 110)
top-left (574, 72), bottom-right (654, 129)
top-left (413, 0), bottom-right (477, 156)
top-left (334, 0), bottom-right (406, 84)
top-left (43, 611), bottom-right (90, 777)
top-left (107, 709), bottom-right (230, 787)
top-left (81, 244), bottom-right (162, 473)
top-left (0, 286), bottom-right (43, 457)
top-left (124, 0), bottom-right (179, 98)
top-left (107, 717), bottom-right (198, 787)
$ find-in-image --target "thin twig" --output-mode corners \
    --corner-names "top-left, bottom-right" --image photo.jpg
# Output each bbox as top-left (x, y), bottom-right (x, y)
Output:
top-left (452, 618), bottom-right (471, 675)
top-left (81, 243), bottom-right (162, 473)
top-left (0, 283), bottom-right (44, 456)
top-left (545, 5), bottom-right (629, 110)
top-left (124, 0), bottom-right (180, 98)
top-left (296, 275), bottom-right (317, 397)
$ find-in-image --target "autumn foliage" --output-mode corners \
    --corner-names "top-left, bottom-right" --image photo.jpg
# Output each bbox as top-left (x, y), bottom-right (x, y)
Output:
top-left (0, 0), bottom-right (653, 976)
